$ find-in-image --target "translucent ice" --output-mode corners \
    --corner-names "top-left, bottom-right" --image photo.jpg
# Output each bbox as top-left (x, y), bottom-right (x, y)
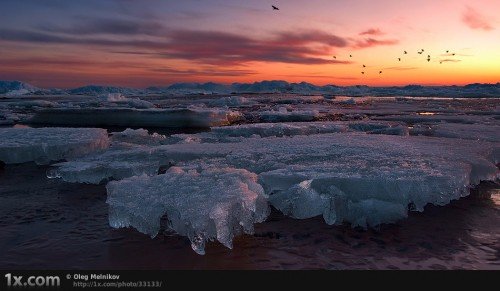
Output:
top-left (140, 134), bottom-right (498, 228)
top-left (0, 127), bottom-right (109, 165)
top-left (48, 143), bottom-right (165, 184)
top-left (106, 166), bottom-right (270, 254)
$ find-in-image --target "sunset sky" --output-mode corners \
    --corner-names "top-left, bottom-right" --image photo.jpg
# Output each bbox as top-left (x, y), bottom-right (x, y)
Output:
top-left (0, 0), bottom-right (498, 88)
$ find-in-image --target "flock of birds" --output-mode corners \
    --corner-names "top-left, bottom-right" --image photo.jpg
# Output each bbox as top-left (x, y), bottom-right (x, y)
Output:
top-left (333, 49), bottom-right (458, 75)
top-left (271, 5), bottom-right (459, 76)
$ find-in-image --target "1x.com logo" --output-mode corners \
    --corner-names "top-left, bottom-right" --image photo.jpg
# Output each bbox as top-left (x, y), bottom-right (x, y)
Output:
top-left (4, 273), bottom-right (60, 288)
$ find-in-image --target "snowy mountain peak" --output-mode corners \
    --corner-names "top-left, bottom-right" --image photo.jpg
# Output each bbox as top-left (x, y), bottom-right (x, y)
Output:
top-left (0, 80), bottom-right (38, 96)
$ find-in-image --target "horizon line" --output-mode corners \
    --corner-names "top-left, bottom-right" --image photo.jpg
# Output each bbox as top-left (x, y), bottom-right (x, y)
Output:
top-left (2, 79), bottom-right (499, 90)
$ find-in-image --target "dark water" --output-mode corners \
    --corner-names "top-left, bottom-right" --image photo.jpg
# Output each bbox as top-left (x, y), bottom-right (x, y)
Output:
top-left (0, 163), bottom-right (498, 270)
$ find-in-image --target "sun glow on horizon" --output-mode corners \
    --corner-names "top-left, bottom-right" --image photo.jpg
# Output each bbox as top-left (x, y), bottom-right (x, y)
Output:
top-left (0, 0), bottom-right (498, 88)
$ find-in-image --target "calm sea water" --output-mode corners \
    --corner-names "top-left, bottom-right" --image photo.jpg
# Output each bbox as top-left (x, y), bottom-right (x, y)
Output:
top-left (0, 163), bottom-right (498, 270)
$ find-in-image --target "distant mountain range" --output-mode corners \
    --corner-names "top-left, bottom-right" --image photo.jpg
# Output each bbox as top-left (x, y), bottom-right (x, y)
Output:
top-left (0, 81), bottom-right (39, 96)
top-left (1, 80), bottom-right (499, 97)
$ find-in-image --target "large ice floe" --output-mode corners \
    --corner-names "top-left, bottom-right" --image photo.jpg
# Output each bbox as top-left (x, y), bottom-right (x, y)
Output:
top-left (47, 123), bottom-right (499, 254)
top-left (29, 107), bottom-right (242, 128)
top-left (106, 166), bottom-right (270, 255)
top-left (0, 127), bottom-right (109, 164)
top-left (2, 92), bottom-right (498, 255)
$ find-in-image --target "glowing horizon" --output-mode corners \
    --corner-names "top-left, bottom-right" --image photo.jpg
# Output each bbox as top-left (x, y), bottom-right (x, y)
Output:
top-left (0, 0), bottom-right (498, 88)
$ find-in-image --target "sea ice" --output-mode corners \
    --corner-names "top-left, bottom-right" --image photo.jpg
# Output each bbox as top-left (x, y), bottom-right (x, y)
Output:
top-left (210, 122), bottom-right (348, 138)
top-left (111, 128), bottom-right (167, 145)
top-left (208, 96), bottom-right (253, 107)
top-left (99, 93), bottom-right (154, 109)
top-left (0, 127), bottom-right (110, 165)
top-left (106, 166), bottom-right (270, 254)
top-left (348, 122), bottom-right (409, 136)
top-left (259, 106), bottom-right (320, 122)
top-left (432, 123), bottom-right (500, 142)
top-left (48, 146), bottom-right (161, 184)
top-left (52, 131), bottom-right (499, 228)
top-left (29, 107), bottom-right (242, 128)
top-left (7, 100), bottom-right (58, 109)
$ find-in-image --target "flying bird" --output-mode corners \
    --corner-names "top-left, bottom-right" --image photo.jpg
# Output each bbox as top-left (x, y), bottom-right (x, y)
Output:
top-left (418, 51), bottom-right (422, 54)
top-left (446, 50), bottom-right (449, 53)
top-left (361, 71), bottom-right (365, 74)
top-left (404, 51), bottom-right (407, 54)
top-left (349, 54), bottom-right (352, 57)
top-left (379, 71), bottom-right (382, 74)
top-left (272, 5), bottom-right (279, 10)
top-left (398, 58), bottom-right (401, 61)
top-left (333, 56), bottom-right (336, 59)
top-left (421, 49), bottom-right (424, 52)
top-left (362, 64), bottom-right (366, 67)
top-left (452, 53), bottom-right (456, 56)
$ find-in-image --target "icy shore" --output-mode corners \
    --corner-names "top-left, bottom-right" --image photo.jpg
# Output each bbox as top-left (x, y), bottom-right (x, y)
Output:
top-left (0, 94), bottom-right (498, 254)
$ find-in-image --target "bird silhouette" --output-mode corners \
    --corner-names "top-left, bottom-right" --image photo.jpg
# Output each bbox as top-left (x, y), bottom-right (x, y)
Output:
top-left (452, 53), bottom-right (456, 56)
top-left (379, 71), bottom-right (382, 74)
top-left (362, 64), bottom-right (366, 67)
top-left (446, 50), bottom-right (449, 53)
top-left (349, 54), bottom-right (352, 57)
top-left (404, 50), bottom-right (407, 54)
top-left (440, 61), bottom-right (443, 64)
top-left (333, 56), bottom-right (336, 59)
top-left (427, 58), bottom-right (431, 62)
top-left (421, 49), bottom-right (424, 52)
top-left (418, 51), bottom-right (422, 54)
top-left (398, 58), bottom-right (401, 61)
top-left (272, 5), bottom-right (279, 10)
top-left (361, 71), bottom-right (365, 74)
